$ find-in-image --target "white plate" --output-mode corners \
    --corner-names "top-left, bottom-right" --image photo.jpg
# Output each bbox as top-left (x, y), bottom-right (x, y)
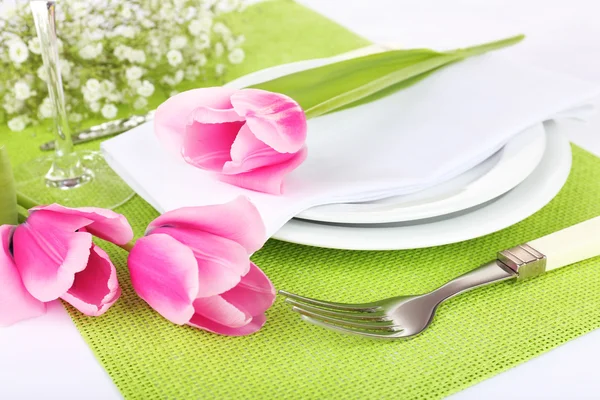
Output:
top-left (297, 124), bottom-right (546, 224)
top-left (271, 122), bottom-right (571, 250)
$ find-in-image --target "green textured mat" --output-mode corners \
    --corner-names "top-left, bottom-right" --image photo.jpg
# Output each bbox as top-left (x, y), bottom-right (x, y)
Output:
top-left (3, 1), bottom-right (600, 399)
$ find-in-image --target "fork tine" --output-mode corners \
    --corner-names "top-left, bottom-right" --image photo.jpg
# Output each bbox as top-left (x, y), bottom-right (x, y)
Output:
top-left (285, 299), bottom-right (392, 321)
top-left (300, 316), bottom-right (407, 339)
top-left (278, 290), bottom-right (380, 312)
top-left (291, 306), bottom-right (401, 331)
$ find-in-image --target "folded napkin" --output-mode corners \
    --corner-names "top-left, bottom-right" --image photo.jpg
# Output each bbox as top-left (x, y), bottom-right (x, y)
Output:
top-left (102, 52), bottom-right (599, 237)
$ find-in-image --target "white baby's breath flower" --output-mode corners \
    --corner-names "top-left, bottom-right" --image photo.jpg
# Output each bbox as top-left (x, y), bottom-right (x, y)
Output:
top-left (228, 48), bottom-right (245, 64)
top-left (141, 18), bottom-right (155, 29)
top-left (115, 25), bottom-right (137, 39)
top-left (167, 49), bottom-right (183, 67)
top-left (107, 92), bottom-right (122, 102)
top-left (60, 60), bottom-right (72, 78)
top-left (133, 97), bottom-right (148, 110)
top-left (3, 97), bottom-right (24, 114)
top-left (197, 53), bottom-right (207, 66)
top-left (169, 35), bottom-right (188, 50)
top-left (215, 63), bottom-right (225, 76)
top-left (129, 79), bottom-right (142, 89)
top-left (174, 70), bottom-right (185, 83)
top-left (215, 0), bottom-right (240, 14)
top-left (39, 97), bottom-right (54, 119)
top-left (89, 101), bottom-right (101, 113)
top-left (82, 86), bottom-right (102, 103)
top-left (13, 81), bottom-right (32, 101)
top-left (69, 113), bottom-right (83, 123)
top-left (213, 22), bottom-right (231, 36)
top-left (79, 42), bottom-right (103, 60)
top-left (129, 50), bottom-right (146, 64)
top-left (120, 5), bottom-right (133, 19)
top-left (28, 38), bottom-right (41, 55)
top-left (214, 42), bottom-right (224, 58)
top-left (85, 78), bottom-right (101, 93)
top-left (125, 66), bottom-right (144, 81)
top-left (114, 45), bottom-right (130, 60)
top-left (194, 34), bottom-right (211, 50)
top-left (7, 116), bottom-right (27, 132)
top-left (101, 104), bottom-right (118, 119)
top-left (37, 66), bottom-right (48, 82)
top-left (188, 17), bottom-right (212, 36)
top-left (136, 80), bottom-right (155, 97)
top-left (8, 40), bottom-right (28, 64)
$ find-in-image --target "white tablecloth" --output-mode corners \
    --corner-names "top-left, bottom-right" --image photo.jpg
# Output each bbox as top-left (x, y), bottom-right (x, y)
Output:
top-left (1, 1), bottom-right (600, 398)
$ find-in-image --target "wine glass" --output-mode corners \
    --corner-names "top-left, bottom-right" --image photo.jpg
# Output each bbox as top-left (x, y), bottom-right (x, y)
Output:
top-left (13, 1), bottom-right (134, 209)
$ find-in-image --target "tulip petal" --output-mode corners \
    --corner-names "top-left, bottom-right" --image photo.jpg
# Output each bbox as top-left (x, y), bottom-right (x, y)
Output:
top-left (13, 211), bottom-right (93, 302)
top-left (0, 225), bottom-right (46, 327)
top-left (231, 88), bottom-right (307, 153)
top-left (182, 119), bottom-right (244, 171)
top-left (188, 313), bottom-right (267, 336)
top-left (151, 227), bottom-right (250, 297)
top-left (154, 87), bottom-right (239, 157)
top-left (192, 295), bottom-right (251, 328)
top-left (223, 124), bottom-right (298, 174)
top-left (218, 146), bottom-right (307, 195)
top-left (31, 204), bottom-right (134, 245)
top-left (128, 234), bottom-right (199, 325)
top-left (148, 196), bottom-right (266, 254)
top-left (60, 245), bottom-right (121, 316)
top-left (220, 263), bottom-right (276, 316)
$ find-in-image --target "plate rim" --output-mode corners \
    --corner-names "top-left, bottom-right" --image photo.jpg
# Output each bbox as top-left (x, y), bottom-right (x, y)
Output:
top-left (271, 124), bottom-right (571, 250)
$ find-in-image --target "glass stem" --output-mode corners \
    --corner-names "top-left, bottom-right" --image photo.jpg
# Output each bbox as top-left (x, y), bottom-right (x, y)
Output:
top-left (30, 0), bottom-right (88, 188)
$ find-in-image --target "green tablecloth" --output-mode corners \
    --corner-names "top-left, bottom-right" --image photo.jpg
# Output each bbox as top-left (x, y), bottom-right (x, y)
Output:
top-left (3, 1), bottom-right (600, 399)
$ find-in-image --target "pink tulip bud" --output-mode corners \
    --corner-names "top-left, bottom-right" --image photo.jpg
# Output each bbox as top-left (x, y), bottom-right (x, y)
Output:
top-left (154, 87), bottom-right (307, 194)
top-left (128, 196), bottom-right (276, 336)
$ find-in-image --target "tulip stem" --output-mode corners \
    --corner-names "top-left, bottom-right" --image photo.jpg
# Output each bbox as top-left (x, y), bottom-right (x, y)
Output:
top-left (119, 241), bottom-right (135, 252)
top-left (17, 204), bottom-right (29, 224)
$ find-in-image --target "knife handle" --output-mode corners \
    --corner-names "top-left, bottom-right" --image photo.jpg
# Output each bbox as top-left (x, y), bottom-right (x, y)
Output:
top-left (528, 216), bottom-right (600, 271)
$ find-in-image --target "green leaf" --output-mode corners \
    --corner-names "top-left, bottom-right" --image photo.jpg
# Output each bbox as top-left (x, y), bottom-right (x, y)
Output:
top-left (250, 35), bottom-right (525, 119)
top-left (0, 146), bottom-right (18, 226)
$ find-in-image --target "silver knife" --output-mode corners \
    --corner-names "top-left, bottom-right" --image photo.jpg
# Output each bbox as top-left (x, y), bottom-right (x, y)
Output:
top-left (40, 111), bottom-right (155, 151)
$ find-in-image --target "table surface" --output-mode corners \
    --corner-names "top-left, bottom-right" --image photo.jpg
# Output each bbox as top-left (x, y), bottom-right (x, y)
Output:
top-left (2, 0), bottom-right (600, 399)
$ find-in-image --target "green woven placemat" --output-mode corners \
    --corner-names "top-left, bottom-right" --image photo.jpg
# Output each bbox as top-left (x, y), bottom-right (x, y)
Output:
top-left (3, 1), bottom-right (600, 399)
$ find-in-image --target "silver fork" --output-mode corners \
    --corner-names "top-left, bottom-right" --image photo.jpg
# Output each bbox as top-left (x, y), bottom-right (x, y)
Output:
top-left (280, 216), bottom-right (600, 339)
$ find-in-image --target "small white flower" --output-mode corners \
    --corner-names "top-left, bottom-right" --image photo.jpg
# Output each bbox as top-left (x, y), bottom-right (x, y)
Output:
top-left (129, 50), bottom-right (146, 64)
top-left (228, 48), bottom-right (245, 64)
top-left (136, 80), bottom-right (155, 97)
top-left (39, 97), bottom-right (54, 119)
top-left (121, 5), bottom-right (133, 19)
top-left (174, 70), bottom-right (185, 83)
top-left (100, 80), bottom-right (116, 97)
top-left (83, 87), bottom-right (102, 103)
top-left (69, 113), bottom-right (83, 123)
top-left (79, 42), bottom-right (103, 60)
top-left (216, 0), bottom-right (240, 14)
top-left (125, 66), bottom-right (144, 81)
top-left (215, 42), bottom-right (225, 58)
top-left (167, 49), bottom-right (183, 67)
top-left (129, 79), bottom-right (142, 89)
top-left (194, 34), bottom-right (211, 50)
top-left (169, 35), bottom-right (188, 50)
top-left (107, 92), bottom-right (122, 102)
top-left (101, 104), bottom-right (118, 119)
top-left (28, 38), bottom-right (41, 55)
top-left (114, 45), bottom-right (130, 60)
top-left (133, 97), bottom-right (148, 110)
top-left (115, 25), bottom-right (136, 39)
top-left (8, 40), bottom-right (28, 64)
top-left (60, 60), bottom-right (72, 78)
top-left (13, 81), bottom-right (32, 101)
top-left (215, 63), bottom-right (225, 76)
top-left (37, 66), bottom-right (48, 82)
top-left (89, 101), bottom-right (101, 113)
top-left (188, 18), bottom-right (211, 36)
top-left (141, 19), bottom-right (155, 29)
top-left (197, 53), bottom-right (207, 67)
top-left (7, 116), bottom-right (27, 132)
top-left (3, 97), bottom-right (24, 114)
top-left (85, 78), bottom-right (101, 93)
top-left (213, 22), bottom-right (231, 36)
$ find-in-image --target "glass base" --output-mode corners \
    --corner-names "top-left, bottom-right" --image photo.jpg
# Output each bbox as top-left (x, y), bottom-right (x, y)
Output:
top-left (14, 150), bottom-right (135, 210)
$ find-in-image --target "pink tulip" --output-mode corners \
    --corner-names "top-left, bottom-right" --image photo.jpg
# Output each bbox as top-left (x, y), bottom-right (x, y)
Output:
top-left (128, 196), bottom-right (276, 336)
top-left (154, 87), bottom-right (307, 194)
top-left (0, 225), bottom-right (46, 326)
top-left (12, 204), bottom-right (133, 316)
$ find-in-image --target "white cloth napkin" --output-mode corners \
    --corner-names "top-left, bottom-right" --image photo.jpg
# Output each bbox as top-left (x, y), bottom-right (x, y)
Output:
top-left (102, 52), bottom-right (599, 237)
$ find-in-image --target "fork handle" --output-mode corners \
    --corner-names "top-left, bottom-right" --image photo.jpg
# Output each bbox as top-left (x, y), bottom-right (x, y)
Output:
top-left (528, 216), bottom-right (600, 272)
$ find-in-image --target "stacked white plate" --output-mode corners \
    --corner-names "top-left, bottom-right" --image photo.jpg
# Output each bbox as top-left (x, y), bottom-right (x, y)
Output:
top-left (226, 54), bottom-right (573, 251)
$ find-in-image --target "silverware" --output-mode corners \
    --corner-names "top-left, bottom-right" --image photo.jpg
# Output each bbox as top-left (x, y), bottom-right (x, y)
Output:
top-left (39, 111), bottom-right (155, 151)
top-left (280, 216), bottom-right (600, 340)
